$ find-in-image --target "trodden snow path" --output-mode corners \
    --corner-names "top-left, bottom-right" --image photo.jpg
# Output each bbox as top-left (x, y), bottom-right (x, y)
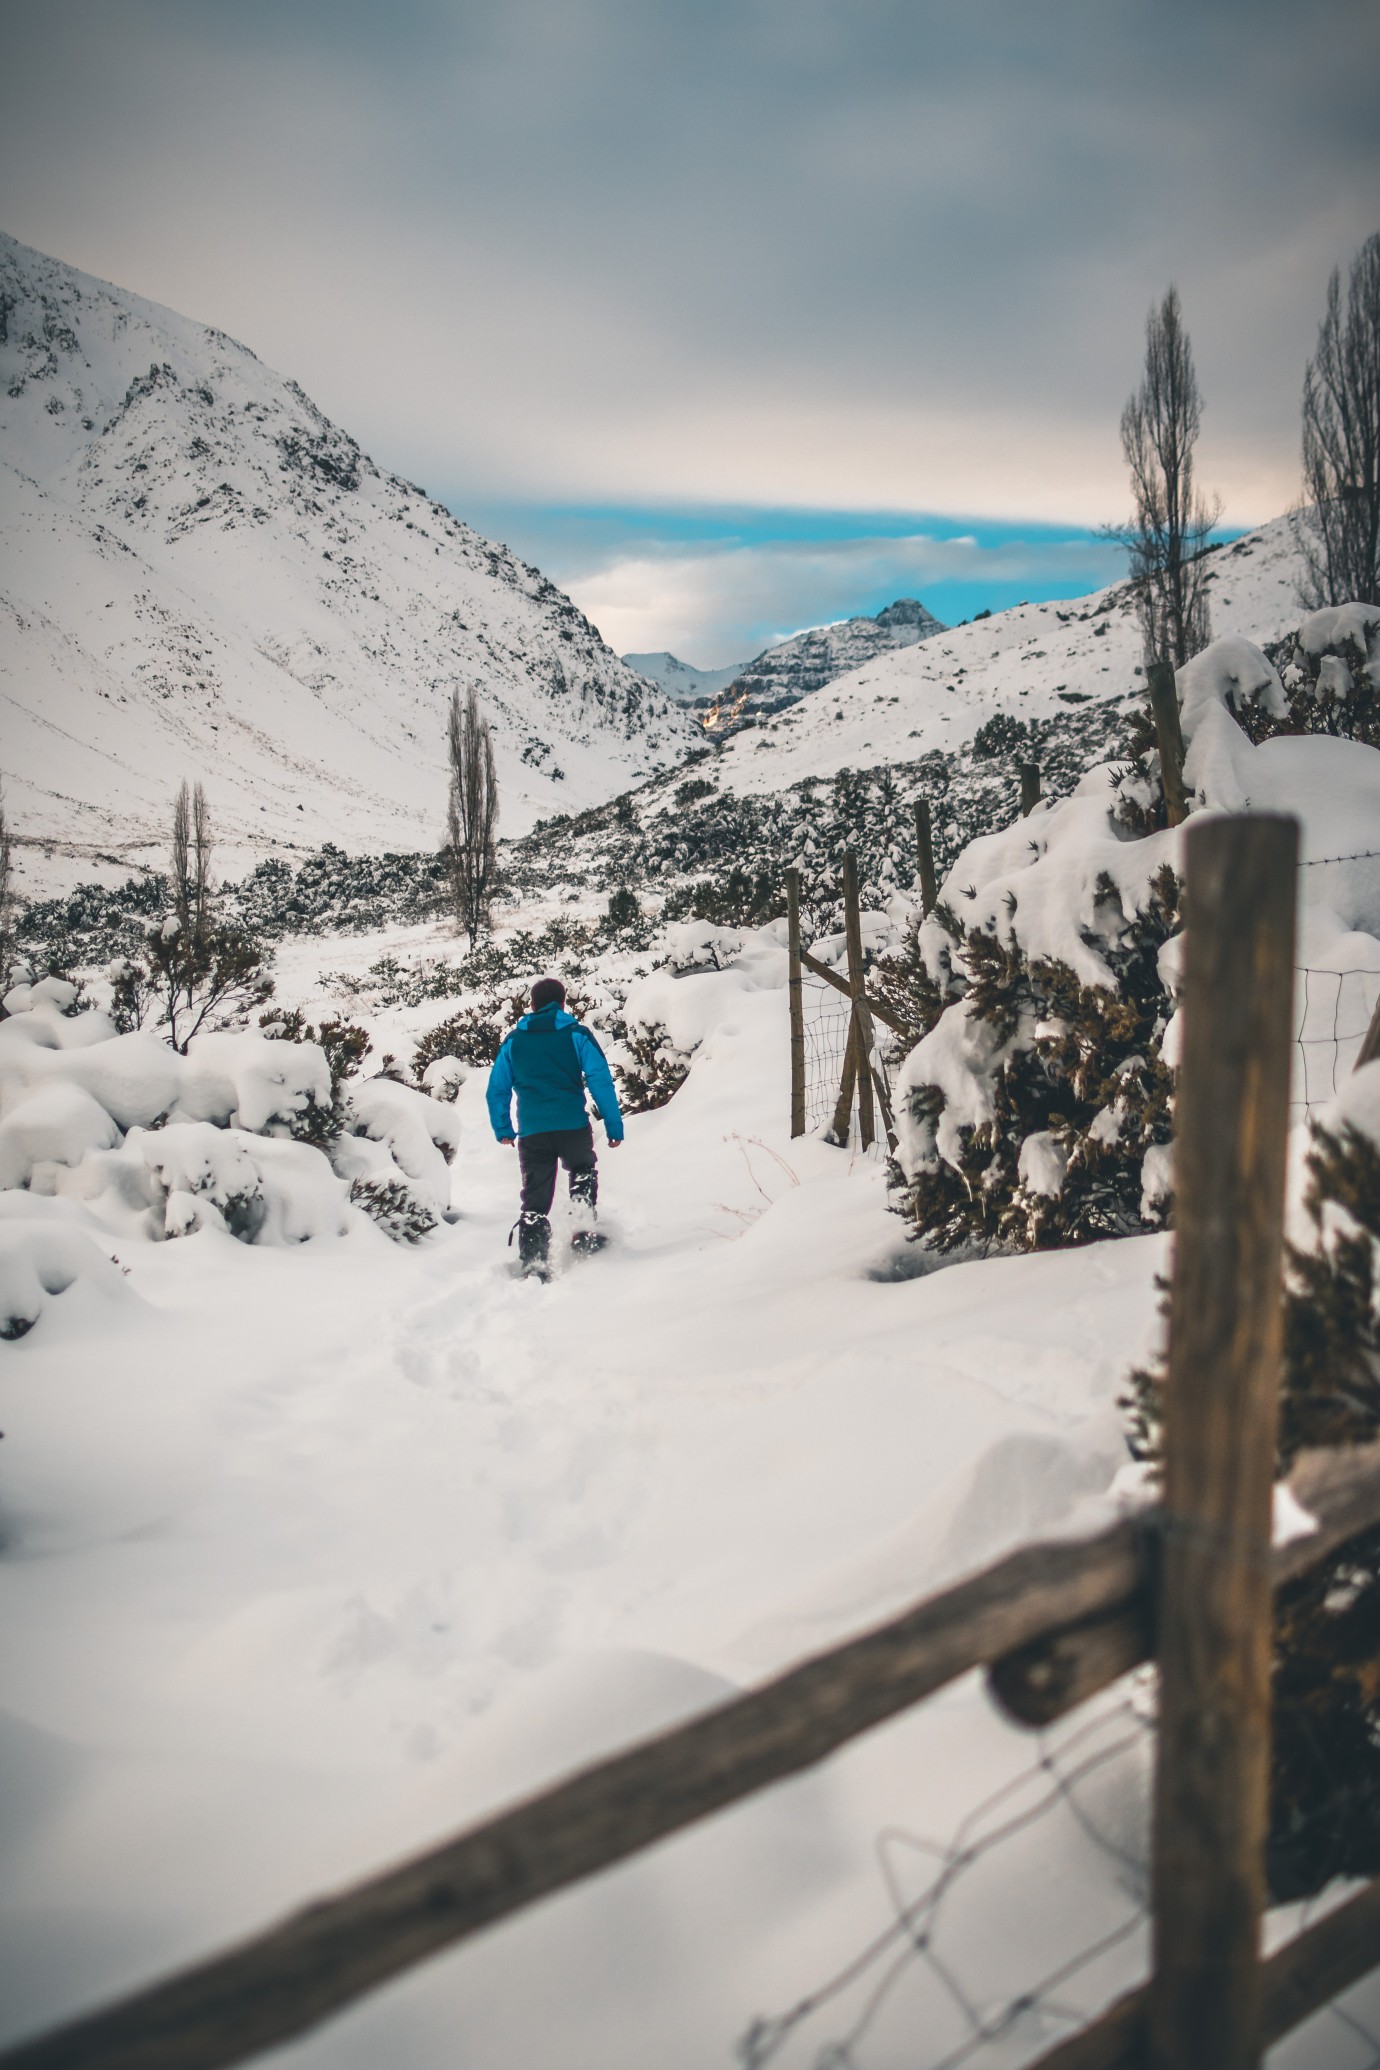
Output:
top-left (0, 988), bottom-right (1371, 2067)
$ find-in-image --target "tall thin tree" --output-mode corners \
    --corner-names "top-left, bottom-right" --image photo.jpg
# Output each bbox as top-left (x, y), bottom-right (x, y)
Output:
top-left (1297, 231), bottom-right (1380, 607)
top-left (170, 779), bottom-right (213, 945)
top-left (1120, 286), bottom-right (1219, 668)
top-left (445, 686), bottom-right (499, 950)
top-left (0, 779), bottom-right (14, 996)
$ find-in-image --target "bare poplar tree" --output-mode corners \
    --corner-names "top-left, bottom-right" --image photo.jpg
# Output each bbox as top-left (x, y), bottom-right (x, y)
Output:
top-left (0, 779), bottom-right (14, 994)
top-left (1120, 286), bottom-right (1219, 667)
top-left (1296, 232), bottom-right (1380, 607)
top-left (445, 685), bottom-right (499, 949)
top-left (170, 779), bottom-right (213, 945)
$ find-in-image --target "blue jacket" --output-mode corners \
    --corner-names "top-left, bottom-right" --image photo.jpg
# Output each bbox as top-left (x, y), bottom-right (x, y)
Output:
top-left (486, 1005), bottom-right (625, 1143)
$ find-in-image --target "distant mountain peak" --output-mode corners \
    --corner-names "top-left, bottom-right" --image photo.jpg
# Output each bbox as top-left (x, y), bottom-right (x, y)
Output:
top-left (702, 595), bottom-right (947, 733)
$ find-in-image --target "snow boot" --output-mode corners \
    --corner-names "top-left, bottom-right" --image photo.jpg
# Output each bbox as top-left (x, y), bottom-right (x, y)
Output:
top-left (512, 1211), bottom-right (551, 1279)
top-left (568, 1165), bottom-right (603, 1256)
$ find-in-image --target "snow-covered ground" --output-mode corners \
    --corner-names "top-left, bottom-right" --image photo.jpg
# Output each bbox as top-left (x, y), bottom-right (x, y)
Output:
top-left (2, 918), bottom-right (1377, 2068)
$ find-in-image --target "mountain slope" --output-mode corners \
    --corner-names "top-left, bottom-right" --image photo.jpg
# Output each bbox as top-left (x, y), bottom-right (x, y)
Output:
top-left (0, 234), bottom-right (695, 891)
top-left (710, 518), bottom-right (1304, 794)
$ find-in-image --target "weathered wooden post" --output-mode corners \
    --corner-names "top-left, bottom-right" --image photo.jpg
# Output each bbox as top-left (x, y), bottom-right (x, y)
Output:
top-left (1149, 813), bottom-right (1298, 2070)
top-left (1356, 987), bottom-right (1380, 1072)
top-left (1019, 761), bottom-right (1042, 816)
top-left (841, 850), bottom-right (876, 1151)
top-left (786, 868), bottom-right (806, 1138)
top-left (914, 798), bottom-right (938, 916)
top-left (1148, 660), bottom-right (1189, 827)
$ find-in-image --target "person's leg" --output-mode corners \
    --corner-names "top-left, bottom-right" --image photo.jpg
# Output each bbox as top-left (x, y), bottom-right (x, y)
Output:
top-left (560, 1125), bottom-right (599, 1214)
top-left (518, 1133), bottom-right (560, 1216)
top-left (515, 1133), bottom-right (558, 1272)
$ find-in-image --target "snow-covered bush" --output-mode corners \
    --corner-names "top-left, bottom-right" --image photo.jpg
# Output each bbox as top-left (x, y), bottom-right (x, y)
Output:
top-left (0, 1215), bottom-right (132, 1341)
top-left (412, 991), bottom-right (529, 1070)
top-left (1261, 604), bottom-right (1380, 749)
top-left (347, 1175), bottom-right (437, 1243)
top-left (892, 619), bottom-right (1380, 1258)
top-left (892, 774), bottom-right (1182, 1254)
top-left (609, 1020), bottom-right (691, 1114)
top-left (0, 987), bottom-right (460, 1294)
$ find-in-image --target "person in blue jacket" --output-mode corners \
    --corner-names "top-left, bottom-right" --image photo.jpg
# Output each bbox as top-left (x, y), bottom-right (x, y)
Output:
top-left (487, 976), bottom-right (624, 1274)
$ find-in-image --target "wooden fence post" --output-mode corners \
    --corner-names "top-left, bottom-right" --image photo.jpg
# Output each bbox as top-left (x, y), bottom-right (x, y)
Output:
top-left (786, 868), bottom-right (806, 1138)
top-left (1148, 660), bottom-right (1188, 827)
top-left (914, 798), bottom-right (938, 916)
top-left (841, 851), bottom-right (876, 1150)
top-left (1020, 761), bottom-right (1042, 816)
top-left (1356, 988), bottom-right (1380, 1072)
top-left (1148, 813), bottom-right (1298, 2070)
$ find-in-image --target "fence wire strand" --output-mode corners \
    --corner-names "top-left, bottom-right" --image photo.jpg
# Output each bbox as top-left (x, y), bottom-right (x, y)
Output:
top-left (738, 1694), bottom-right (1156, 2070)
top-left (1293, 965), bottom-right (1380, 1119)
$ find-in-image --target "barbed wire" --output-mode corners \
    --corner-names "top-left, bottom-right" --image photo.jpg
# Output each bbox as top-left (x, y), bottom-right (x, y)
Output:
top-left (1301, 850), bottom-right (1380, 869)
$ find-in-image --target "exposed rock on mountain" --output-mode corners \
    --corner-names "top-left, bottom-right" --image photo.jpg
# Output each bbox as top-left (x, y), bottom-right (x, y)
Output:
top-left (0, 233), bottom-right (695, 892)
top-left (705, 597), bottom-right (946, 730)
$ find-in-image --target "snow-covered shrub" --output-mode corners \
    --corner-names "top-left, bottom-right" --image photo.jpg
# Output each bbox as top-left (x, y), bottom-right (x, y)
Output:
top-left (0, 991), bottom-right (439, 1248)
top-left (610, 1019), bottom-right (691, 1114)
top-left (334, 1076), bottom-right (459, 1220)
top-left (419, 1056), bottom-right (467, 1103)
top-left (257, 1008), bottom-right (371, 1145)
top-left (110, 914), bottom-right (273, 1052)
top-left (893, 620), bottom-right (1380, 1260)
top-left (412, 991), bottom-right (529, 1069)
top-left (1260, 604), bottom-right (1380, 749)
top-left (662, 920), bottom-right (744, 974)
top-left (132, 1121), bottom-right (268, 1242)
top-left (0, 1216), bottom-right (131, 1340)
top-left (894, 864), bottom-right (1179, 1252)
top-left (0, 1082), bottom-right (122, 1191)
top-left (348, 1175), bottom-right (437, 1243)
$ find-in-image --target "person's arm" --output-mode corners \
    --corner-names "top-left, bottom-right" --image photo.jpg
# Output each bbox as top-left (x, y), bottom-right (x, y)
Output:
top-left (572, 1025), bottom-right (624, 1142)
top-left (485, 1037), bottom-right (517, 1142)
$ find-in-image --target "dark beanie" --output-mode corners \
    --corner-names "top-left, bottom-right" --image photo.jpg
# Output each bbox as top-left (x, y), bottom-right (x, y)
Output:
top-left (530, 976), bottom-right (566, 1011)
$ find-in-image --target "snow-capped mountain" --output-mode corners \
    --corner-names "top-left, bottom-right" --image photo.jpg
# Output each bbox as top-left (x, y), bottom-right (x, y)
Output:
top-left (711, 519), bottom-right (1305, 794)
top-left (0, 234), bottom-right (696, 892)
top-left (621, 650), bottom-right (751, 706)
top-left (708, 597), bottom-right (947, 728)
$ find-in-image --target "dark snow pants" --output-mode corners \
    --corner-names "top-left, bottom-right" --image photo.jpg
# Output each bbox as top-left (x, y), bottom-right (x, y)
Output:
top-left (518, 1124), bottom-right (598, 1217)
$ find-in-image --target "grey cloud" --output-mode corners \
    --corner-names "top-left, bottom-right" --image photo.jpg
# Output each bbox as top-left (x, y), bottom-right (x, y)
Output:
top-left (1, 0), bottom-right (1376, 527)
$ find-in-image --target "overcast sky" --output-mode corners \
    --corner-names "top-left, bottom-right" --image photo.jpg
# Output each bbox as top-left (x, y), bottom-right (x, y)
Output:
top-left (3, 0), bottom-right (1376, 662)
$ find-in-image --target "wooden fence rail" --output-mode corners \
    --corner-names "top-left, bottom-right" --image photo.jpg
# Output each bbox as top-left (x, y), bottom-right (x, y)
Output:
top-left (7, 811), bottom-right (1380, 2070)
top-left (4, 1436), bottom-right (1379, 2070)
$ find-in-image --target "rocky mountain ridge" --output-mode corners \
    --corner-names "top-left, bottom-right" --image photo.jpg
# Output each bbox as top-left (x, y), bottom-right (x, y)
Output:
top-left (703, 596), bottom-right (947, 730)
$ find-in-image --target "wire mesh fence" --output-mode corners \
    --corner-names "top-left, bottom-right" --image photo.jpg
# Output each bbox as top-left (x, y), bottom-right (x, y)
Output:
top-left (802, 958), bottom-right (1379, 1142)
top-left (736, 1691), bottom-right (1155, 2070)
top-left (801, 973), bottom-right (857, 1135)
top-left (733, 1678), bottom-right (1380, 2070)
top-left (1293, 965), bottom-right (1380, 1121)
